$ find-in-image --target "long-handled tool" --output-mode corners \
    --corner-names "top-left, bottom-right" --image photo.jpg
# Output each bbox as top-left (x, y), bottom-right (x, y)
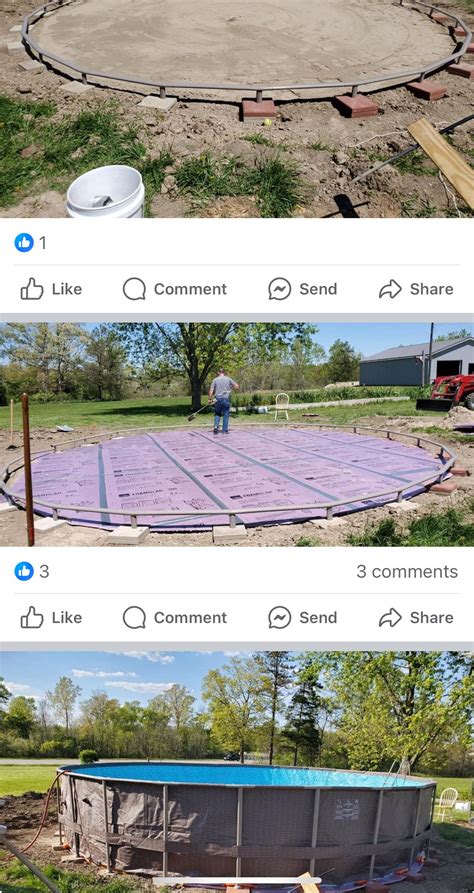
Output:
top-left (187, 400), bottom-right (215, 422)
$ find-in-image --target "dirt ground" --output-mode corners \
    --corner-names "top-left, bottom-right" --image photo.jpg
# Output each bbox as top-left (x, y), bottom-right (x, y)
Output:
top-left (0, 793), bottom-right (473, 892)
top-left (0, 412), bottom-right (472, 547)
top-left (0, 0), bottom-right (473, 218)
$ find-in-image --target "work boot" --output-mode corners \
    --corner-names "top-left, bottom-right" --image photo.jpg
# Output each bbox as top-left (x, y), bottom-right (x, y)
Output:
top-left (213, 428), bottom-right (219, 435)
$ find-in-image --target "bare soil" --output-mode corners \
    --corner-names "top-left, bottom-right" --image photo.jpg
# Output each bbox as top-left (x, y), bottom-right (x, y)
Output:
top-left (1, 414), bottom-right (472, 547)
top-left (0, 0), bottom-right (473, 218)
top-left (0, 793), bottom-right (472, 892)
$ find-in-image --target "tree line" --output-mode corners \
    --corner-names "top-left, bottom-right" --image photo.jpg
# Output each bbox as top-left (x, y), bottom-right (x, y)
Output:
top-left (0, 323), bottom-right (362, 408)
top-left (0, 652), bottom-right (472, 777)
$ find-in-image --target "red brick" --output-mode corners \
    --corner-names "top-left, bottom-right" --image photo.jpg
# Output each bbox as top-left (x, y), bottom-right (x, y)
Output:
top-left (406, 874), bottom-right (425, 883)
top-left (454, 27), bottom-right (468, 36)
top-left (407, 80), bottom-right (447, 100)
top-left (430, 480), bottom-right (458, 494)
top-left (424, 857), bottom-right (440, 867)
top-left (432, 13), bottom-right (449, 22)
top-left (241, 99), bottom-right (277, 120)
top-left (365, 884), bottom-right (390, 893)
top-left (466, 42), bottom-right (474, 53)
top-left (451, 465), bottom-right (470, 476)
top-left (447, 62), bottom-right (474, 78)
top-left (334, 94), bottom-right (379, 118)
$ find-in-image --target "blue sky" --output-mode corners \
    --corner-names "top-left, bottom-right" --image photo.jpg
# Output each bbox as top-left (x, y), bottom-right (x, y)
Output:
top-left (0, 651), bottom-right (247, 713)
top-left (312, 323), bottom-right (471, 356)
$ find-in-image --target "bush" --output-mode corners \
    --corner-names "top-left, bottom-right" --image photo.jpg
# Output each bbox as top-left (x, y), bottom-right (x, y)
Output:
top-left (79, 748), bottom-right (99, 763)
top-left (0, 376), bottom-right (7, 406)
top-left (39, 738), bottom-right (77, 757)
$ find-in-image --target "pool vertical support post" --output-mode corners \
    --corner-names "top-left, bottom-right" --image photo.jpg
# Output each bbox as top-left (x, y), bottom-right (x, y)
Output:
top-left (235, 787), bottom-right (244, 878)
top-left (426, 784), bottom-right (436, 858)
top-left (102, 780), bottom-right (111, 872)
top-left (309, 788), bottom-right (321, 876)
top-left (162, 784), bottom-right (169, 877)
top-left (368, 789), bottom-right (384, 880)
top-left (56, 776), bottom-right (63, 845)
top-left (69, 775), bottom-right (80, 858)
top-left (409, 787), bottom-right (423, 867)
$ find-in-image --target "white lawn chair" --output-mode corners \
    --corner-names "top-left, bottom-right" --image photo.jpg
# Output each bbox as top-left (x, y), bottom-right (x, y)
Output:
top-left (275, 392), bottom-right (290, 420)
top-left (434, 787), bottom-right (458, 822)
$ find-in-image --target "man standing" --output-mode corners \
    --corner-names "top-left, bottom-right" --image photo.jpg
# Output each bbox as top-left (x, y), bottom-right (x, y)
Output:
top-left (208, 369), bottom-right (240, 434)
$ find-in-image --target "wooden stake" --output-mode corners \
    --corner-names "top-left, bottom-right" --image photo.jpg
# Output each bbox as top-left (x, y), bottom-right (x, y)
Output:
top-left (21, 393), bottom-right (35, 547)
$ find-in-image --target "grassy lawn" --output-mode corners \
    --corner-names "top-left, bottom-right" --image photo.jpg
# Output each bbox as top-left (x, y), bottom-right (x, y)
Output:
top-left (0, 396), bottom-right (436, 431)
top-left (0, 766), bottom-right (58, 797)
top-left (0, 863), bottom-right (142, 893)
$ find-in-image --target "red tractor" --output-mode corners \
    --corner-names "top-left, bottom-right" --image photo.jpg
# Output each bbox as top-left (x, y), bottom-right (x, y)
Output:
top-left (416, 374), bottom-right (474, 411)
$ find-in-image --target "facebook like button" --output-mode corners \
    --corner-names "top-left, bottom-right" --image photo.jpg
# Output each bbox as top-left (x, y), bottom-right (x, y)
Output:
top-left (14, 233), bottom-right (34, 252)
top-left (15, 561), bottom-right (34, 581)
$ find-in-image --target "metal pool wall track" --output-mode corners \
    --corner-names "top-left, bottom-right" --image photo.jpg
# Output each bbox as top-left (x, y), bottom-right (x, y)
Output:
top-left (20, 0), bottom-right (472, 102)
top-left (1, 423), bottom-right (456, 530)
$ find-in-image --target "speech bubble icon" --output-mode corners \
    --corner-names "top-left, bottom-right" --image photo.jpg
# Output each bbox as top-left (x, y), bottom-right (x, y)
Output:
top-left (268, 605), bottom-right (292, 630)
top-left (268, 277), bottom-right (292, 301)
top-left (123, 606), bottom-right (147, 629)
top-left (123, 277), bottom-right (146, 301)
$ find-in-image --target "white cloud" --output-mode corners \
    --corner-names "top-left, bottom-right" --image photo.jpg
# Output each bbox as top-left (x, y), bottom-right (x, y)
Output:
top-left (105, 681), bottom-right (175, 694)
top-left (4, 681), bottom-right (33, 694)
top-left (112, 652), bottom-right (175, 664)
top-left (72, 669), bottom-right (138, 679)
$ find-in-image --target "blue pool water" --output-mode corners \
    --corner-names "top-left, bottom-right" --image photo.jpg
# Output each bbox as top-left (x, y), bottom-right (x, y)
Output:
top-left (62, 762), bottom-right (430, 788)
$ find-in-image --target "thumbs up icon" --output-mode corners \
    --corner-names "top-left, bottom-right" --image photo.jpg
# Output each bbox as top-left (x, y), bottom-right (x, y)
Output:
top-left (20, 278), bottom-right (44, 300)
top-left (20, 606), bottom-right (44, 629)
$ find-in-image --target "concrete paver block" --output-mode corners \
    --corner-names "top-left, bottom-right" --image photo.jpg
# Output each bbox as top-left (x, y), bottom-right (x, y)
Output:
top-left (59, 81), bottom-right (93, 95)
top-left (0, 502), bottom-right (18, 514)
top-left (242, 98), bottom-right (277, 120)
top-left (334, 94), bottom-right (379, 118)
top-left (365, 883), bottom-right (390, 893)
top-left (212, 525), bottom-right (248, 544)
top-left (19, 59), bottom-right (43, 71)
top-left (7, 41), bottom-right (24, 53)
top-left (451, 465), bottom-right (470, 476)
top-left (429, 480), bottom-right (458, 494)
top-left (35, 517), bottom-right (68, 534)
top-left (388, 500), bottom-right (421, 513)
top-left (108, 525), bottom-right (150, 545)
top-left (138, 95), bottom-right (177, 112)
top-left (405, 874), bottom-right (425, 884)
top-left (431, 13), bottom-right (449, 23)
top-left (9, 25), bottom-right (22, 32)
top-left (309, 517), bottom-right (348, 528)
top-left (447, 62), bottom-right (474, 78)
top-left (406, 80), bottom-right (447, 100)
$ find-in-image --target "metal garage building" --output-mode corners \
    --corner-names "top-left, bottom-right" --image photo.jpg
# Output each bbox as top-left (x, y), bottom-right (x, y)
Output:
top-left (359, 337), bottom-right (474, 386)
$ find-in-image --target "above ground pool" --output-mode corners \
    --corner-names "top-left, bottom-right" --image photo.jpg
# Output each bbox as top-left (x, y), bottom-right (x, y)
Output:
top-left (58, 761), bottom-right (436, 887)
top-left (4, 425), bottom-right (453, 531)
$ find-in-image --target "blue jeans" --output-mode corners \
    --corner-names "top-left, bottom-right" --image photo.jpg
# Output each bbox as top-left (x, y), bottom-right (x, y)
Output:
top-left (214, 397), bottom-right (231, 432)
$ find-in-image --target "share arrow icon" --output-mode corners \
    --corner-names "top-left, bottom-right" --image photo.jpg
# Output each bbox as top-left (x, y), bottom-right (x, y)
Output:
top-left (378, 607), bottom-right (403, 628)
top-left (378, 279), bottom-right (402, 299)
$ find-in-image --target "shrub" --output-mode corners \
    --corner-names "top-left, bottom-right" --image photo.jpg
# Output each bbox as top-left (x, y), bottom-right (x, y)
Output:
top-left (79, 748), bottom-right (99, 763)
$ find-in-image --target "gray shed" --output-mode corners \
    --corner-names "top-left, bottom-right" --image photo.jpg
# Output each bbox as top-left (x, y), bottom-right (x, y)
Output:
top-left (359, 337), bottom-right (474, 387)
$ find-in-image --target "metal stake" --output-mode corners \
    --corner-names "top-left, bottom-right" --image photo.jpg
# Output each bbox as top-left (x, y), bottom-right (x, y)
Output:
top-left (21, 394), bottom-right (35, 547)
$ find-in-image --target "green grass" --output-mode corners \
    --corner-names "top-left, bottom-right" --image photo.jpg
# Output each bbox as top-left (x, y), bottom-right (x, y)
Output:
top-left (434, 823), bottom-right (474, 846)
top-left (0, 97), bottom-right (172, 214)
top-left (174, 152), bottom-right (302, 217)
top-left (295, 536), bottom-right (320, 547)
top-left (0, 862), bottom-right (145, 893)
top-left (394, 150), bottom-right (436, 176)
top-left (240, 133), bottom-right (286, 148)
top-left (309, 141), bottom-right (331, 152)
top-left (400, 198), bottom-right (439, 218)
top-left (411, 426), bottom-right (474, 445)
top-left (347, 508), bottom-right (474, 547)
top-left (0, 766), bottom-right (58, 796)
top-left (0, 397), bottom-right (436, 431)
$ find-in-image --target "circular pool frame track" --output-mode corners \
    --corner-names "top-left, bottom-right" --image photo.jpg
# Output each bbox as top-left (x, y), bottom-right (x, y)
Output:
top-left (20, 0), bottom-right (472, 102)
top-left (1, 422), bottom-right (456, 530)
